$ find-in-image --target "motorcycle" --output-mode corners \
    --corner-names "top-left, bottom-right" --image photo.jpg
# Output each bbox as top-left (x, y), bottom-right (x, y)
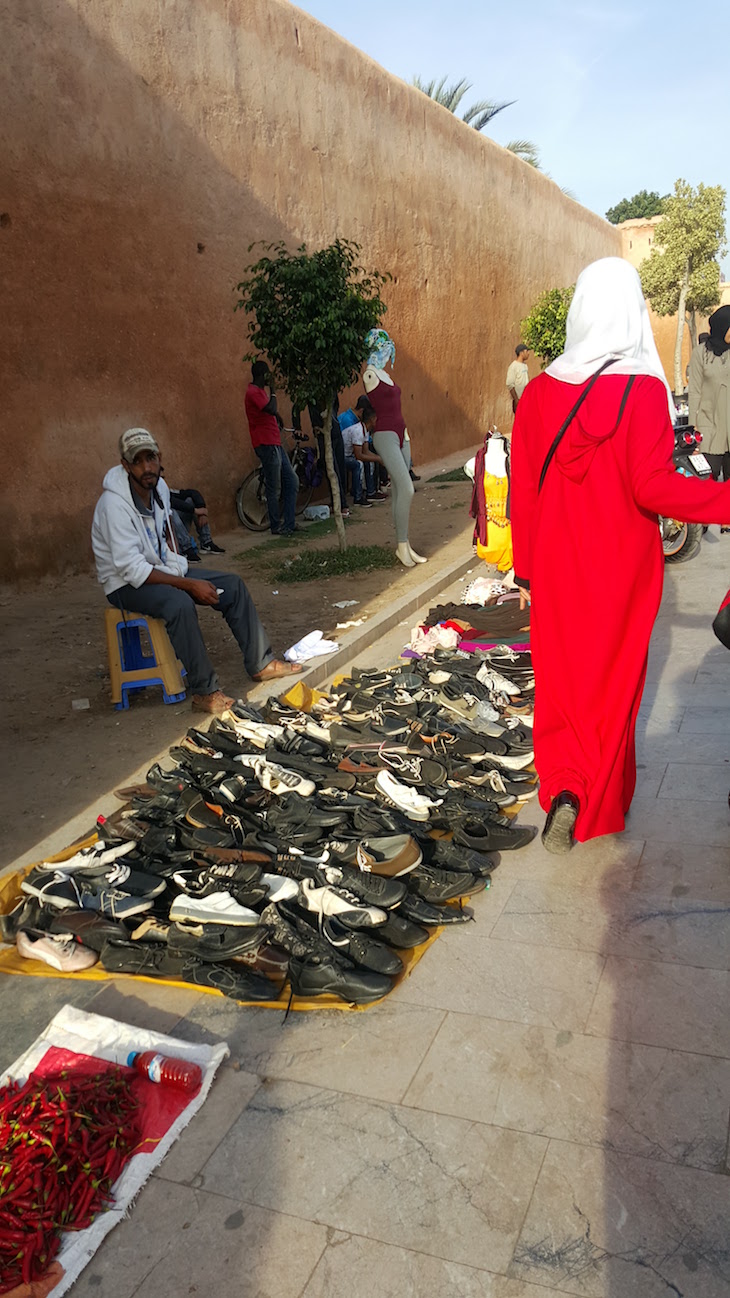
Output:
top-left (659, 407), bottom-right (713, 563)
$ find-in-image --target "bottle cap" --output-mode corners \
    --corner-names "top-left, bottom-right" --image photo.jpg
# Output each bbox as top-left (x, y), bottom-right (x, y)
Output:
top-left (126, 1051), bottom-right (138, 1067)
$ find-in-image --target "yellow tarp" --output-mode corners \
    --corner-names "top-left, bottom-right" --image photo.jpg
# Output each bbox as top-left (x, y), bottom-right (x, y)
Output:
top-left (0, 833), bottom-right (446, 1012)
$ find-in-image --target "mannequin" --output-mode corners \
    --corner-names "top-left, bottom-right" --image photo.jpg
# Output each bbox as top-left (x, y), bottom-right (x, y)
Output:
top-left (363, 328), bottom-right (426, 568)
top-left (471, 429), bottom-right (513, 574)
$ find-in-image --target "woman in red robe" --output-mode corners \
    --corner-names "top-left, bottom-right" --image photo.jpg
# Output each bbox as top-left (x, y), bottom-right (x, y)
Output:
top-left (511, 258), bottom-right (730, 851)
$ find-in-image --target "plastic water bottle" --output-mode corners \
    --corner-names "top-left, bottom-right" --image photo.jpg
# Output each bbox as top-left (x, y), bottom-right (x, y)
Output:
top-left (127, 1050), bottom-right (202, 1093)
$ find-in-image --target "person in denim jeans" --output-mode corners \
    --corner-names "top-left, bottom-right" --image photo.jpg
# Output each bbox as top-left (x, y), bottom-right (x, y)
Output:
top-left (244, 360), bottom-right (298, 534)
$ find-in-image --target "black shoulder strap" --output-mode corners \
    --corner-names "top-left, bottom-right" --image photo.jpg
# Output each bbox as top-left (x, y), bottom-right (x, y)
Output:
top-left (538, 358), bottom-right (616, 494)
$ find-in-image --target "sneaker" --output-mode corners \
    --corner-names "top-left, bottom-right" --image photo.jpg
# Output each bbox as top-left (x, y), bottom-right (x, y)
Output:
top-left (16, 930), bottom-right (98, 972)
top-left (199, 541), bottom-right (226, 554)
top-left (430, 838), bottom-right (495, 877)
top-left (343, 835), bottom-right (422, 878)
top-left (288, 954), bottom-right (391, 1005)
top-left (57, 860), bottom-right (167, 898)
top-left (355, 499), bottom-right (374, 509)
top-left (251, 758), bottom-right (315, 798)
top-left (273, 852), bottom-right (407, 909)
top-left (179, 958), bottom-right (276, 1001)
top-left (453, 818), bottom-right (538, 853)
top-left (375, 770), bottom-right (442, 822)
top-left (21, 870), bottom-right (155, 919)
top-left (185, 550), bottom-right (202, 563)
top-left (37, 839), bottom-right (137, 874)
top-left (408, 863), bottom-right (486, 903)
top-left (316, 915), bottom-right (403, 976)
top-left (476, 664), bottom-right (522, 696)
top-left (297, 877), bottom-right (387, 928)
top-left (169, 891), bottom-right (262, 926)
top-left (261, 872), bottom-right (299, 903)
top-left (368, 491), bottom-right (387, 503)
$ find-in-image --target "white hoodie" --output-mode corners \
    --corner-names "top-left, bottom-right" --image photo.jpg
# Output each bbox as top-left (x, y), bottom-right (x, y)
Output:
top-left (92, 465), bottom-right (188, 595)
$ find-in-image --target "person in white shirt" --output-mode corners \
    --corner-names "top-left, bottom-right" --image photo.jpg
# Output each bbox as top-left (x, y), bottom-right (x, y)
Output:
top-left (341, 404), bottom-right (384, 507)
top-left (92, 428), bottom-right (300, 715)
top-left (506, 343), bottom-right (531, 416)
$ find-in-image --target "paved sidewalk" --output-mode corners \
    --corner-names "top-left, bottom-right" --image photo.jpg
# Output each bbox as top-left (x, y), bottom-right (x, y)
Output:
top-left (3, 531), bottom-right (730, 1298)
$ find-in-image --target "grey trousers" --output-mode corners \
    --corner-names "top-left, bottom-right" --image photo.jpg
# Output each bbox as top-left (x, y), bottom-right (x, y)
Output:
top-left (108, 569), bottom-right (272, 695)
top-left (372, 430), bottom-right (414, 544)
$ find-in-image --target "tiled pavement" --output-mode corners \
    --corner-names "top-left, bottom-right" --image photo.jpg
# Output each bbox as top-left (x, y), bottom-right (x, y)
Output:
top-left (3, 532), bottom-right (730, 1297)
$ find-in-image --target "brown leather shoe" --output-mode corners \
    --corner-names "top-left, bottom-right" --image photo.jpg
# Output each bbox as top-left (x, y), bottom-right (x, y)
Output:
top-left (191, 690), bottom-right (235, 715)
top-left (233, 941), bottom-right (289, 982)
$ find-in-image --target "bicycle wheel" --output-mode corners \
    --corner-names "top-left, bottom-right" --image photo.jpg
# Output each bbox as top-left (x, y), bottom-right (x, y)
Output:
top-left (236, 470), bottom-right (270, 531)
top-left (290, 449), bottom-right (314, 517)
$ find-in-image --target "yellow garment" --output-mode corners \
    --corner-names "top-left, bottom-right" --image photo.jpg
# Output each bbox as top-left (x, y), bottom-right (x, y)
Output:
top-left (476, 470), bottom-right (513, 572)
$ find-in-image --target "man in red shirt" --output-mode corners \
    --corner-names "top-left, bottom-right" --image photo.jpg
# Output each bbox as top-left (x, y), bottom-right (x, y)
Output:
top-left (245, 360), bottom-right (298, 534)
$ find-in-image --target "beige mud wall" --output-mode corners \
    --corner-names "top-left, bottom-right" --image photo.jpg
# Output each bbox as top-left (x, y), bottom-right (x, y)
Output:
top-left (1, 0), bottom-right (620, 582)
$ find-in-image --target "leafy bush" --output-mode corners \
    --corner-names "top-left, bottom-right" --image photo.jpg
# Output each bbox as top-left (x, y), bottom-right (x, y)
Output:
top-left (520, 286), bottom-right (575, 365)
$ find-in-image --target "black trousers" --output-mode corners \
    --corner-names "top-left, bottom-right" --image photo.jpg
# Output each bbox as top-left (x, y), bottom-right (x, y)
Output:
top-left (706, 452), bottom-right (730, 482)
top-left (108, 569), bottom-right (272, 695)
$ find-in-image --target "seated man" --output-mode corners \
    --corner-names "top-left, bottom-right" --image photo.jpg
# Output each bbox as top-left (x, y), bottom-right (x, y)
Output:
top-left (342, 403), bottom-right (383, 508)
top-left (92, 428), bottom-right (300, 715)
top-left (167, 483), bottom-right (225, 556)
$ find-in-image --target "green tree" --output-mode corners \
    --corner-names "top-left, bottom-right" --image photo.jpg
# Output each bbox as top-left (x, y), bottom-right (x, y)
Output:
top-left (235, 240), bottom-right (389, 551)
top-left (639, 179), bottom-right (727, 392)
top-left (520, 286), bottom-right (575, 366)
top-left (605, 190), bottom-right (667, 224)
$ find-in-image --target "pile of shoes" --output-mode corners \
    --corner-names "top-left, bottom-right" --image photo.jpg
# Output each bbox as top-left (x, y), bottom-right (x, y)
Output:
top-left (2, 648), bottom-right (538, 1007)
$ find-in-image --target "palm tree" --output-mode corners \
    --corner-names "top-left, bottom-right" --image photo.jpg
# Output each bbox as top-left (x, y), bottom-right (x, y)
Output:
top-left (411, 76), bottom-right (514, 132)
top-left (412, 75), bottom-right (539, 165)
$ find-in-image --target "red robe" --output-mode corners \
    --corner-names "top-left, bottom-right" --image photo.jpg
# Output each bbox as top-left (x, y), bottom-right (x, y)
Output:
top-left (511, 372), bottom-right (730, 842)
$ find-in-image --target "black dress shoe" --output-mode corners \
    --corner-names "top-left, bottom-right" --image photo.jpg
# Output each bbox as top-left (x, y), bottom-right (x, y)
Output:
top-left (376, 910), bottom-right (429, 949)
top-left (288, 955), bottom-right (392, 1005)
top-left (541, 791), bottom-right (580, 855)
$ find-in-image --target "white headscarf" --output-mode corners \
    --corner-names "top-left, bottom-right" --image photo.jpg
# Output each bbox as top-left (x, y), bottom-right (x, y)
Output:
top-left (546, 257), bottom-right (676, 419)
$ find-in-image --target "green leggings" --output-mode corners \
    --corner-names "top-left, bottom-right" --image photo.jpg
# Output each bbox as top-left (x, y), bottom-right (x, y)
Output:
top-left (372, 430), bottom-right (414, 544)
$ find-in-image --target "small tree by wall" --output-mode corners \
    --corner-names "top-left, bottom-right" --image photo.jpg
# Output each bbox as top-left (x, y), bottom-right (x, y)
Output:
top-left (639, 179), bottom-right (727, 393)
top-left (235, 240), bottom-right (389, 551)
top-left (520, 286), bottom-right (575, 366)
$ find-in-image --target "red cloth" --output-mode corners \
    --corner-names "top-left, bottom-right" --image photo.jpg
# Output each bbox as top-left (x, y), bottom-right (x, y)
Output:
top-left (245, 383), bottom-right (281, 448)
top-left (469, 442), bottom-right (488, 545)
top-left (368, 379), bottom-right (406, 446)
top-left (511, 371), bottom-right (730, 842)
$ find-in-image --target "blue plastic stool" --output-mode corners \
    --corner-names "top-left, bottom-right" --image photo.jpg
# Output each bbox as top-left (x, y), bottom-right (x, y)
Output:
top-left (105, 609), bottom-right (187, 710)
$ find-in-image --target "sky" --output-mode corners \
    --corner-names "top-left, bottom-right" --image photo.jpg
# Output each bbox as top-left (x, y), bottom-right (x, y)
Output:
top-left (295, 0), bottom-right (729, 273)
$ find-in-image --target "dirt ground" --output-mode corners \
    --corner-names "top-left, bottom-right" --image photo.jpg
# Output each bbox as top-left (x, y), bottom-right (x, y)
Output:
top-left (0, 453), bottom-right (476, 867)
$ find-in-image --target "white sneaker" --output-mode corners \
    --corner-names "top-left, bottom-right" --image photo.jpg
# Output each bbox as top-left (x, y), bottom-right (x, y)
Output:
top-left (169, 891), bottom-right (261, 926)
top-left (298, 878), bottom-right (387, 927)
top-left (375, 770), bottom-right (443, 822)
top-left (254, 759), bottom-right (315, 798)
top-left (261, 873), bottom-right (299, 903)
top-left (476, 664), bottom-right (521, 696)
top-left (16, 930), bottom-right (98, 971)
top-left (487, 751), bottom-right (535, 772)
top-left (38, 839), bottom-right (136, 874)
top-left (220, 713), bottom-right (285, 748)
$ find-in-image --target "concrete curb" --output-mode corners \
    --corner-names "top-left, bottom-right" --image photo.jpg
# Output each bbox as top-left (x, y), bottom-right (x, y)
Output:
top-left (247, 547), bottom-right (476, 699)
top-left (3, 544), bottom-right (476, 876)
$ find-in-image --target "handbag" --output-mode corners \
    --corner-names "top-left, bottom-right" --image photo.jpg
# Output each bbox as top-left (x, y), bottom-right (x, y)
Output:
top-left (538, 360), bottom-right (635, 492)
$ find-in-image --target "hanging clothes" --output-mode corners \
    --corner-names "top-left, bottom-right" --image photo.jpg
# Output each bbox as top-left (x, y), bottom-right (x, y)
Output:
top-left (471, 436), bottom-right (513, 572)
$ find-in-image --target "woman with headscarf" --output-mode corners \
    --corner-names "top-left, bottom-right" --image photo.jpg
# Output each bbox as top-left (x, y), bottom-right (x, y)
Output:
top-left (688, 306), bottom-right (730, 531)
top-left (511, 258), bottom-right (730, 852)
top-left (363, 329), bottom-right (426, 568)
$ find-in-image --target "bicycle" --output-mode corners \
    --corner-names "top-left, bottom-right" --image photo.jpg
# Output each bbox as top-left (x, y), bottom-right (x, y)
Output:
top-left (235, 430), bottom-right (317, 531)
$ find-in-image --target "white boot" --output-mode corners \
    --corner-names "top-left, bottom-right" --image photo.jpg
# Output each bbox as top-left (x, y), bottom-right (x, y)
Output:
top-left (408, 543), bottom-right (427, 564)
top-left (396, 542), bottom-right (415, 568)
